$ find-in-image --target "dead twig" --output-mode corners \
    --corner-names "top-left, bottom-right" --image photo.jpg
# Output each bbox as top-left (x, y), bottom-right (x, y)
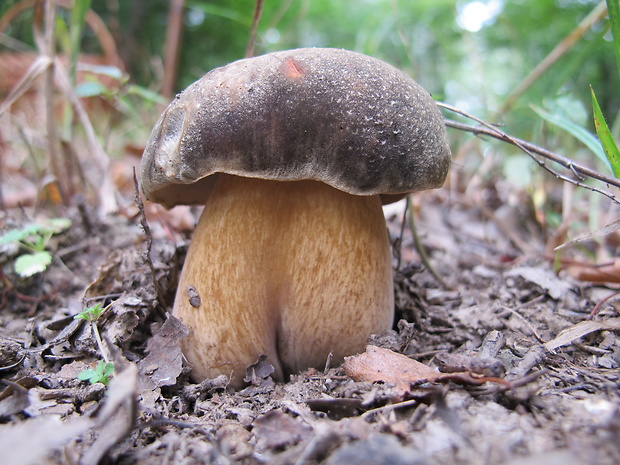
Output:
top-left (40, 0), bottom-right (66, 204)
top-left (440, 105), bottom-right (620, 205)
top-left (133, 169), bottom-right (167, 317)
top-left (407, 196), bottom-right (452, 289)
top-left (245, 0), bottom-right (264, 58)
top-left (468, 369), bottom-right (548, 396)
top-left (161, 0), bottom-right (185, 98)
top-left (589, 288), bottom-right (620, 319)
top-left (361, 398), bottom-right (419, 420)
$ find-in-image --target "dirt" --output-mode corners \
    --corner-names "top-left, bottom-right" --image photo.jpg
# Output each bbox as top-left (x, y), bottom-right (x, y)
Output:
top-left (0, 188), bottom-right (619, 465)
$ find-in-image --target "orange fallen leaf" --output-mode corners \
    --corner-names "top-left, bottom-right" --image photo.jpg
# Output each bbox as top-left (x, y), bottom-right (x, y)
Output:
top-left (343, 346), bottom-right (441, 394)
top-left (343, 346), bottom-right (511, 397)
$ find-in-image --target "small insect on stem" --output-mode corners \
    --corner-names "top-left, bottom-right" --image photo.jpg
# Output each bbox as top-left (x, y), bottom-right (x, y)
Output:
top-left (187, 285), bottom-right (201, 308)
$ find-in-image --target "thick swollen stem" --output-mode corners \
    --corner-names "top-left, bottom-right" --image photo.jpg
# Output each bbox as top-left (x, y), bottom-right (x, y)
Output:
top-left (173, 175), bottom-right (394, 388)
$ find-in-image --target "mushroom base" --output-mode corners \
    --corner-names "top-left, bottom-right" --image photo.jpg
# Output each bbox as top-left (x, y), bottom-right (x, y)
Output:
top-left (173, 175), bottom-right (394, 389)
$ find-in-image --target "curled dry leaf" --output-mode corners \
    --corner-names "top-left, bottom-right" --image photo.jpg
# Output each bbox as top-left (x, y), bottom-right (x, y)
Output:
top-left (544, 318), bottom-right (620, 351)
top-left (343, 346), bottom-right (438, 394)
top-left (244, 354), bottom-right (276, 385)
top-left (504, 266), bottom-right (573, 300)
top-left (343, 346), bottom-right (511, 398)
top-left (564, 259), bottom-right (620, 284)
top-left (137, 315), bottom-right (189, 391)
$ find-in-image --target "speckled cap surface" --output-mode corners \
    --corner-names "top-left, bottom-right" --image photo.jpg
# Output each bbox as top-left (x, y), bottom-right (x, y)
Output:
top-left (141, 48), bottom-right (451, 208)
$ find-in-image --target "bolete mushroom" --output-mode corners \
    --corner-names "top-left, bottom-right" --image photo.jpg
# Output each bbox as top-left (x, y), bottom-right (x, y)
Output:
top-left (141, 48), bottom-right (450, 389)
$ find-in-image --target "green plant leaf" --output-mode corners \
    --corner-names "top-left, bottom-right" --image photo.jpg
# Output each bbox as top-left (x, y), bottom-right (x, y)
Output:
top-left (591, 85), bottom-right (620, 178)
top-left (0, 224), bottom-right (45, 245)
top-left (0, 229), bottom-right (29, 245)
top-left (77, 63), bottom-right (125, 81)
top-left (74, 303), bottom-right (105, 322)
top-left (15, 251), bottom-right (52, 277)
top-left (0, 219), bottom-right (70, 246)
top-left (126, 84), bottom-right (168, 105)
top-left (78, 361), bottom-right (114, 385)
top-left (77, 368), bottom-right (99, 382)
top-left (75, 81), bottom-right (109, 98)
top-left (44, 218), bottom-right (72, 234)
top-left (102, 362), bottom-right (115, 378)
top-left (531, 105), bottom-right (613, 172)
top-left (186, 1), bottom-right (251, 26)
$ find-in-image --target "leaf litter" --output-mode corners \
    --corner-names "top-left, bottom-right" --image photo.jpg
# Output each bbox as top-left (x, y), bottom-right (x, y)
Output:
top-left (0, 189), bottom-right (619, 465)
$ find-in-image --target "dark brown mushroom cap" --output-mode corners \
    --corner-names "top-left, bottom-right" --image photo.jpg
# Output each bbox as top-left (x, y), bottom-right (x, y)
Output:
top-left (141, 48), bottom-right (451, 208)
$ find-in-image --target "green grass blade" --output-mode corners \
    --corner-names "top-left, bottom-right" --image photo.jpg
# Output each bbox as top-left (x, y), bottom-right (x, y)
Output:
top-left (591, 85), bottom-right (620, 178)
top-left (606, 0), bottom-right (620, 79)
top-left (186, 1), bottom-right (251, 26)
top-left (531, 105), bottom-right (612, 171)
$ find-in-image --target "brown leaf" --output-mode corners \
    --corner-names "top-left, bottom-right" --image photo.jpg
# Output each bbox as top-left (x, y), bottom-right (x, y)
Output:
top-left (0, 380), bottom-right (30, 419)
top-left (244, 354), bottom-right (275, 385)
top-left (81, 364), bottom-right (138, 465)
top-left (544, 318), bottom-right (620, 351)
top-left (565, 259), bottom-right (620, 284)
top-left (0, 415), bottom-right (91, 465)
top-left (137, 315), bottom-right (189, 391)
top-left (343, 346), bottom-right (441, 395)
top-left (343, 346), bottom-right (510, 397)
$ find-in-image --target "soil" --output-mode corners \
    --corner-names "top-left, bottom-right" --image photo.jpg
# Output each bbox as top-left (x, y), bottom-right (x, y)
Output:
top-left (0, 188), bottom-right (619, 465)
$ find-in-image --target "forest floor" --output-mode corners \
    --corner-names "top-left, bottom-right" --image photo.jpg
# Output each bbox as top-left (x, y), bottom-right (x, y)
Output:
top-left (0, 185), bottom-right (619, 465)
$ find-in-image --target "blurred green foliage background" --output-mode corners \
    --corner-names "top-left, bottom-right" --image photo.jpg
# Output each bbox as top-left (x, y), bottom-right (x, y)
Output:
top-left (1, 0), bottom-right (615, 119)
top-left (1, 0), bottom-right (618, 189)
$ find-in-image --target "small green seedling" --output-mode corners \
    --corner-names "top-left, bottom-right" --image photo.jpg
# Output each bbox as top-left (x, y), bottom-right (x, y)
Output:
top-left (75, 303), bottom-right (115, 386)
top-left (0, 218), bottom-right (71, 277)
top-left (77, 360), bottom-right (115, 386)
top-left (74, 303), bottom-right (106, 323)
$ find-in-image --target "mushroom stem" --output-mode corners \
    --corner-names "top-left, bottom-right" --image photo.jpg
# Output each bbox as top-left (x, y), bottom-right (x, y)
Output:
top-left (174, 174), bottom-right (394, 388)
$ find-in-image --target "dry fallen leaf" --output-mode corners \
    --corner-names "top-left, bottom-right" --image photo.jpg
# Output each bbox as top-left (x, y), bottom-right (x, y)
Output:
top-left (137, 315), bottom-right (189, 391)
top-left (344, 346), bottom-right (512, 398)
top-left (0, 365), bottom-right (138, 465)
top-left (81, 364), bottom-right (138, 465)
top-left (343, 345), bottom-right (439, 395)
top-left (244, 354), bottom-right (276, 385)
top-left (564, 259), bottom-right (620, 284)
top-left (504, 266), bottom-right (573, 300)
top-left (0, 415), bottom-right (91, 465)
top-left (544, 318), bottom-right (620, 351)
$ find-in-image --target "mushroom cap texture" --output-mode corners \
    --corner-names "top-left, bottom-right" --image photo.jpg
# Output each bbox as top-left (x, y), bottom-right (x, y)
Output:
top-left (141, 48), bottom-right (451, 208)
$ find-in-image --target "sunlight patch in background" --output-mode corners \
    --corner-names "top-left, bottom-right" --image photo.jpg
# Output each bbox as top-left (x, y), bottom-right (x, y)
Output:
top-left (457, 0), bottom-right (503, 32)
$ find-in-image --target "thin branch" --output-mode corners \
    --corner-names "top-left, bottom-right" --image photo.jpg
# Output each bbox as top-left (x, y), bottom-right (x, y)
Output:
top-left (42, 0), bottom-right (66, 204)
top-left (133, 169), bottom-right (167, 316)
top-left (408, 197), bottom-right (452, 289)
top-left (439, 103), bottom-right (620, 204)
top-left (162, 0), bottom-right (186, 98)
top-left (245, 0), bottom-right (264, 58)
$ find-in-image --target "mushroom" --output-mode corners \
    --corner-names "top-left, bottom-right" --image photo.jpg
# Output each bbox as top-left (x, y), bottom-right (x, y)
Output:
top-left (141, 48), bottom-right (451, 389)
